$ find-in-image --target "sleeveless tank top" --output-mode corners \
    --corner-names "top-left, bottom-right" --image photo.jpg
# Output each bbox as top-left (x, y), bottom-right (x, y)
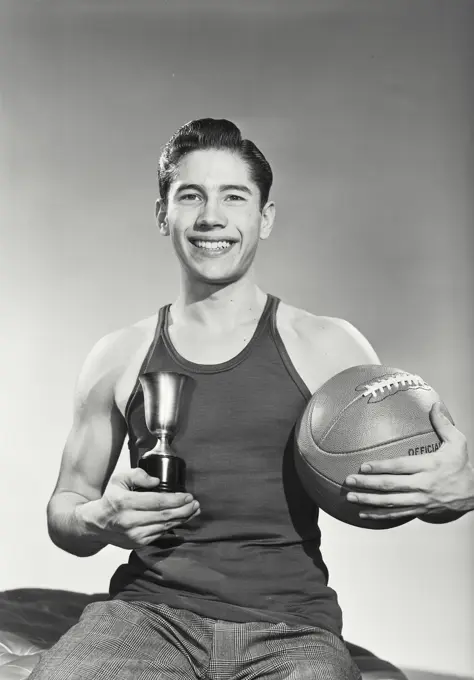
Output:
top-left (109, 294), bottom-right (343, 635)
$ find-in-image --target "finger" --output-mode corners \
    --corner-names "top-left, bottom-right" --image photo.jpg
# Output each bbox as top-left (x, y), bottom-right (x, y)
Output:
top-left (358, 454), bottom-right (435, 475)
top-left (123, 490), bottom-right (195, 511)
top-left (162, 501), bottom-right (200, 522)
top-left (359, 506), bottom-right (422, 520)
top-left (345, 473), bottom-right (422, 492)
top-left (346, 491), bottom-right (427, 508)
top-left (182, 507), bottom-right (201, 524)
top-left (121, 503), bottom-right (199, 528)
top-left (134, 507), bottom-right (201, 540)
top-left (120, 468), bottom-right (161, 490)
top-left (429, 402), bottom-right (459, 443)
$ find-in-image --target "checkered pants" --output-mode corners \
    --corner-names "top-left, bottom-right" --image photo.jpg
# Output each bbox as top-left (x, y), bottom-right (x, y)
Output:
top-left (29, 599), bottom-right (361, 679)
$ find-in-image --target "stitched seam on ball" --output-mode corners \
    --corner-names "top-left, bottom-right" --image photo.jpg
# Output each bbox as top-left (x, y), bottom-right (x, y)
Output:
top-left (308, 428), bottom-right (437, 455)
top-left (316, 392), bottom-right (364, 447)
top-left (358, 372), bottom-right (430, 402)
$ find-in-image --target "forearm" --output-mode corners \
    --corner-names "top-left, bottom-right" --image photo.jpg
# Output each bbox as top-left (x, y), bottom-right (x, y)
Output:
top-left (47, 491), bottom-right (108, 557)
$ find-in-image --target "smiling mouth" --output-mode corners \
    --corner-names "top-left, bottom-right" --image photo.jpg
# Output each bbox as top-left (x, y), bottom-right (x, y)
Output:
top-left (189, 239), bottom-right (235, 253)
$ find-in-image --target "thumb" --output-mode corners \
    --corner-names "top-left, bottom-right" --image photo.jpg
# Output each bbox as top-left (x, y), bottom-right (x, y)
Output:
top-left (429, 401), bottom-right (456, 442)
top-left (128, 467), bottom-right (160, 490)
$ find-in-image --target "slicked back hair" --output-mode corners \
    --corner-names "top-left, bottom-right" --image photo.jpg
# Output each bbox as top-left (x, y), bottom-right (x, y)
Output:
top-left (158, 118), bottom-right (273, 211)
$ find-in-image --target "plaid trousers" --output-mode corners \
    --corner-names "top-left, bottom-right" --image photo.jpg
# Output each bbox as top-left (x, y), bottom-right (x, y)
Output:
top-left (29, 599), bottom-right (361, 680)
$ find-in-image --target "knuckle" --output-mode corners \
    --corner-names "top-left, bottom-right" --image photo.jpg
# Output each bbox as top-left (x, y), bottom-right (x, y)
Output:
top-left (110, 472), bottom-right (124, 487)
top-left (158, 497), bottom-right (172, 508)
top-left (120, 511), bottom-right (136, 530)
top-left (111, 495), bottom-right (124, 511)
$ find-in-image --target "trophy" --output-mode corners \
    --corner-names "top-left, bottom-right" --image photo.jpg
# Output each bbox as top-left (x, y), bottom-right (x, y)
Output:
top-left (138, 371), bottom-right (188, 493)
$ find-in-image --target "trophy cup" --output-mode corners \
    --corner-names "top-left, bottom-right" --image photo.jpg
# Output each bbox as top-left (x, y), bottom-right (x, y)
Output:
top-left (138, 371), bottom-right (188, 493)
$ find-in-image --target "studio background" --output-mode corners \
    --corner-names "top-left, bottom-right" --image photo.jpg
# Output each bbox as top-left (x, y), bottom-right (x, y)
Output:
top-left (1, 0), bottom-right (473, 676)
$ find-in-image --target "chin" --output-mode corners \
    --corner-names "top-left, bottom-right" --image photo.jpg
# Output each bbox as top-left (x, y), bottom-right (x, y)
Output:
top-left (189, 264), bottom-right (247, 286)
top-left (194, 272), bottom-right (242, 287)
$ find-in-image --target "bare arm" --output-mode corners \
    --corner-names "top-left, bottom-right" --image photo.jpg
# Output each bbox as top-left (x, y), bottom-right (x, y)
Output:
top-left (47, 333), bottom-right (129, 557)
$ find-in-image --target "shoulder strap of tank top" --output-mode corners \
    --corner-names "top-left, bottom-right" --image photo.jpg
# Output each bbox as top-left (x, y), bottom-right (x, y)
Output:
top-left (256, 293), bottom-right (276, 332)
top-left (124, 306), bottom-right (168, 422)
top-left (268, 297), bottom-right (312, 400)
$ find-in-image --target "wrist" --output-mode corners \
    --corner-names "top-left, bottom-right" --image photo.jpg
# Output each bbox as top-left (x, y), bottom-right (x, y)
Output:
top-left (75, 499), bottom-right (108, 548)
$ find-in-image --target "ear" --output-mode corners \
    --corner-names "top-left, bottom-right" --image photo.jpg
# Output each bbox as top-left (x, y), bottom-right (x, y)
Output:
top-left (155, 199), bottom-right (169, 236)
top-left (259, 201), bottom-right (276, 241)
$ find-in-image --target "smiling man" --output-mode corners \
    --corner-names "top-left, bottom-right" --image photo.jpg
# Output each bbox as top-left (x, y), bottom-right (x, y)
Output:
top-left (31, 119), bottom-right (474, 680)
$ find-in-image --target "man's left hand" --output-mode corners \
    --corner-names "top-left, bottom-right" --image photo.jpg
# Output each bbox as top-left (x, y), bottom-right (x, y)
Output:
top-left (345, 402), bottom-right (474, 522)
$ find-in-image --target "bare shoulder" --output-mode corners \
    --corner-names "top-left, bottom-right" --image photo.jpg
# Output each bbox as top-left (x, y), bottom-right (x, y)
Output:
top-left (276, 301), bottom-right (380, 393)
top-left (77, 314), bottom-right (158, 415)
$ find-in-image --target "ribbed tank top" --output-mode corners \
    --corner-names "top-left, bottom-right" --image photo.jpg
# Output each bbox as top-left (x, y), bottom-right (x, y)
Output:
top-left (110, 294), bottom-right (343, 635)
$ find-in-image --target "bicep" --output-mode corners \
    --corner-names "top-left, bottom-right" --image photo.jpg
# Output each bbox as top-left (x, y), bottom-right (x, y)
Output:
top-left (52, 341), bottom-right (128, 502)
top-left (55, 404), bottom-right (126, 501)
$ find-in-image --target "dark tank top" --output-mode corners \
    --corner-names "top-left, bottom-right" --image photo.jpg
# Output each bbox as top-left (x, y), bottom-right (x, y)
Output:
top-left (110, 294), bottom-right (343, 635)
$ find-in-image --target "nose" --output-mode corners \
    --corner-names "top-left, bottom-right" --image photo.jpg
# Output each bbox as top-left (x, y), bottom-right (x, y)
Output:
top-left (196, 198), bottom-right (228, 231)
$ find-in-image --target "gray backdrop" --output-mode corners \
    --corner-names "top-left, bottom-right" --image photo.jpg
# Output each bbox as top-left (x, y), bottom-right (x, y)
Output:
top-left (1, 1), bottom-right (473, 676)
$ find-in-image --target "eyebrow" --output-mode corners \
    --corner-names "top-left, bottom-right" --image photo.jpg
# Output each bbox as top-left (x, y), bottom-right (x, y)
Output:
top-left (176, 183), bottom-right (253, 195)
top-left (220, 184), bottom-right (253, 195)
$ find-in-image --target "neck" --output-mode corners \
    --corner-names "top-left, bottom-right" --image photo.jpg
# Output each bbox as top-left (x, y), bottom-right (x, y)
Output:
top-left (172, 269), bottom-right (267, 329)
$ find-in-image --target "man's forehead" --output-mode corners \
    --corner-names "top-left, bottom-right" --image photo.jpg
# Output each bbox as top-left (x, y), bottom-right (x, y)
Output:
top-left (172, 149), bottom-right (255, 188)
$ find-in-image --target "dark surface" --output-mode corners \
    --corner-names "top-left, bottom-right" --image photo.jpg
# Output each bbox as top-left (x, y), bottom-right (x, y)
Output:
top-left (0, 588), bottom-right (408, 679)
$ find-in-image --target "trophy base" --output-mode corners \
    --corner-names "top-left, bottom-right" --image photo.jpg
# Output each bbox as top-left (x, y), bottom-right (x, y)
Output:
top-left (138, 453), bottom-right (186, 493)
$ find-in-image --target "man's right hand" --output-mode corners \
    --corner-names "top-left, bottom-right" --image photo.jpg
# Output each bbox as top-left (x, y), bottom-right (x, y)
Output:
top-left (78, 468), bottom-right (200, 550)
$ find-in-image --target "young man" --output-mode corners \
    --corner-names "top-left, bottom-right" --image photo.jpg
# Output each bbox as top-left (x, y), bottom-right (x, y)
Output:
top-left (31, 119), bottom-right (474, 680)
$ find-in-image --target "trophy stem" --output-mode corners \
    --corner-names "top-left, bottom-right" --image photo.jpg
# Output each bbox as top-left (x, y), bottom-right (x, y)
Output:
top-left (143, 432), bottom-right (174, 458)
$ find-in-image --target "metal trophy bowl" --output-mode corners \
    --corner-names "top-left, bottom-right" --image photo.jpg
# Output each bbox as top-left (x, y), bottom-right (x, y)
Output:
top-left (138, 371), bottom-right (188, 493)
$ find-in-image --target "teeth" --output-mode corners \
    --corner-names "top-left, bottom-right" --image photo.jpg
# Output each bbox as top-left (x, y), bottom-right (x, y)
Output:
top-left (194, 240), bottom-right (232, 250)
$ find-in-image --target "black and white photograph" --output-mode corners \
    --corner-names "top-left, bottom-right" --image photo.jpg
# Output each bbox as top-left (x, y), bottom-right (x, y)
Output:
top-left (1, 2), bottom-right (473, 679)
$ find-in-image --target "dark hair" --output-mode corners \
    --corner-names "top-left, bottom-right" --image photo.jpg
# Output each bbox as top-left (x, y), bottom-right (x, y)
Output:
top-left (158, 118), bottom-right (273, 210)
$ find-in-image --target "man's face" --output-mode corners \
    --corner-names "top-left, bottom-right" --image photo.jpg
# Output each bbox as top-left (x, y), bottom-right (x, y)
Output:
top-left (157, 149), bottom-right (275, 285)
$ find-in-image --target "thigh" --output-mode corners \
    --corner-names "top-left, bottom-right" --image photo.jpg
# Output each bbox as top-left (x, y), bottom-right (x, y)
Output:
top-left (29, 600), bottom-right (200, 680)
top-left (229, 623), bottom-right (361, 680)
top-left (274, 629), bottom-right (362, 680)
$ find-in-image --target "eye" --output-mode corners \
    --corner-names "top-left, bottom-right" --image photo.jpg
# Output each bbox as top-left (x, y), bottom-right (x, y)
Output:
top-left (225, 194), bottom-right (246, 202)
top-left (180, 193), bottom-right (202, 202)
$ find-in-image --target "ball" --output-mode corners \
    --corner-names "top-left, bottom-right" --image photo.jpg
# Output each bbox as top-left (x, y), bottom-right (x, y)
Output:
top-left (294, 364), bottom-right (453, 530)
